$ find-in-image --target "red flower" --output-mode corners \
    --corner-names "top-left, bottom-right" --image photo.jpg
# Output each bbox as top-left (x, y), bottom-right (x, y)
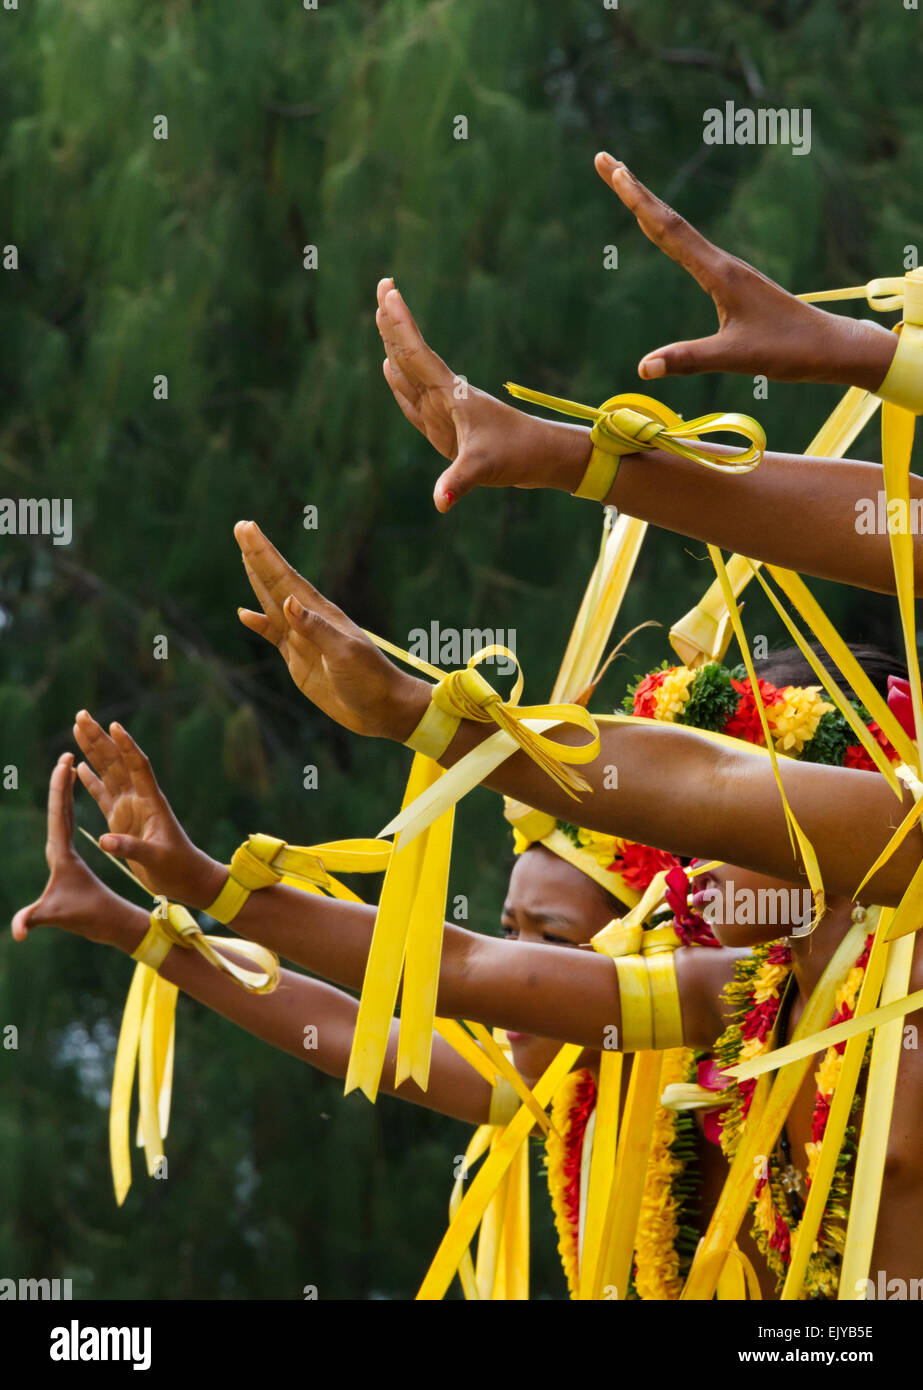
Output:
top-left (632, 669), bottom-right (670, 718)
top-left (664, 864), bottom-right (690, 917)
top-left (724, 677), bottom-right (780, 745)
top-left (767, 943), bottom-right (793, 967)
top-left (812, 1093), bottom-right (831, 1143)
top-left (664, 865), bottom-right (720, 947)
top-left (612, 842), bottom-right (681, 893)
top-left (887, 675), bottom-right (916, 740)
top-left (702, 1107), bottom-right (729, 1147)
top-left (697, 1059), bottom-right (731, 1092)
top-left (845, 722), bottom-right (898, 769)
top-left (738, 1076), bottom-right (757, 1118)
top-left (740, 997), bottom-right (781, 1043)
top-left (770, 1213), bottom-right (792, 1263)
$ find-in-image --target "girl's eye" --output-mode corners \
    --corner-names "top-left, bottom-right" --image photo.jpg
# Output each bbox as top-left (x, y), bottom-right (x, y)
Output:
top-left (543, 933), bottom-right (574, 947)
top-left (501, 924), bottom-right (518, 939)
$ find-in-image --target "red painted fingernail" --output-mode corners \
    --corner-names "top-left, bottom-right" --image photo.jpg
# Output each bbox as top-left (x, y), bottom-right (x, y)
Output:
top-left (444, 490), bottom-right (456, 507)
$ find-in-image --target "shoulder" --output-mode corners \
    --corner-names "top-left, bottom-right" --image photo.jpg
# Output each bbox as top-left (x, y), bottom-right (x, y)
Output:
top-left (676, 944), bottom-right (751, 1049)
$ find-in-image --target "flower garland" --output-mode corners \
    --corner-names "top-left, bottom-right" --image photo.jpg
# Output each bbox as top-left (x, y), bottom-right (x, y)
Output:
top-left (622, 660), bottom-right (901, 766)
top-left (544, 1058), bottom-right (701, 1300)
top-left (632, 1047), bottom-right (702, 1300)
top-left (545, 1068), bottom-right (597, 1298)
top-left (711, 921), bottom-right (874, 1297)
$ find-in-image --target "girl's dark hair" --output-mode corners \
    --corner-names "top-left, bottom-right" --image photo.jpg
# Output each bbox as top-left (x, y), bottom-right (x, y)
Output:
top-left (753, 642), bottom-right (907, 701)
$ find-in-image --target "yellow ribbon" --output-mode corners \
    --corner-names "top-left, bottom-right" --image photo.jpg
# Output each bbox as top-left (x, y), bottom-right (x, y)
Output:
top-left (340, 639), bottom-right (601, 1103)
top-left (669, 383), bottom-right (882, 667)
top-left (418, 1044), bottom-right (582, 1300)
top-left (681, 916), bottom-right (869, 1300)
top-left (110, 896), bottom-right (279, 1206)
top-left (709, 545), bottom-right (826, 929)
top-left (505, 384), bottom-right (765, 503)
top-left (206, 833), bottom-right (393, 922)
top-left (796, 277), bottom-right (907, 313)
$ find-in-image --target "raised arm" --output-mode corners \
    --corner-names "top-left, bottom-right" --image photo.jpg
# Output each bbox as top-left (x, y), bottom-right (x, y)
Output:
top-left (26, 752), bottom-right (490, 1123)
top-left (376, 230), bottom-right (920, 597)
top-left (235, 521), bottom-right (922, 907)
top-left (593, 153), bottom-right (897, 392)
top-left (71, 719), bottom-right (729, 1053)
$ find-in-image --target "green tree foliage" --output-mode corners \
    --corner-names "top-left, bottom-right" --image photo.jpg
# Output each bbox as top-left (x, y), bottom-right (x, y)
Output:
top-left (0, 0), bottom-right (919, 1298)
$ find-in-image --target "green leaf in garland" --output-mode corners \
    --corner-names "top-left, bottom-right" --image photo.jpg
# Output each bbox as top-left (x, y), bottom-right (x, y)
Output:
top-left (799, 706), bottom-right (855, 765)
top-left (677, 662), bottom-right (739, 732)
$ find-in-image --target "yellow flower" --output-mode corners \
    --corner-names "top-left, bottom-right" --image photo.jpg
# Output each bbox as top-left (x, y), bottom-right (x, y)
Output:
top-left (575, 826), bottom-right (620, 869)
top-left (653, 666), bottom-right (697, 722)
top-left (815, 1051), bottom-right (842, 1097)
top-left (511, 828), bottom-right (531, 855)
top-left (767, 686), bottom-right (834, 756)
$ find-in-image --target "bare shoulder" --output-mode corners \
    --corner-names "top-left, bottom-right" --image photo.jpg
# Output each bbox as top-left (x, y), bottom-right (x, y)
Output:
top-left (676, 945), bottom-right (750, 1050)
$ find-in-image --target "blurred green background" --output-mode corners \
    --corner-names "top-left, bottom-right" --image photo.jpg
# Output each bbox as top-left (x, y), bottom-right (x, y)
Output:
top-left (1, 0), bottom-right (920, 1299)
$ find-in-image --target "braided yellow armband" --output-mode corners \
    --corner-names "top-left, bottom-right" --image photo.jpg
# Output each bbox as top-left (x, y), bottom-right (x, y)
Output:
top-left (504, 383), bottom-right (765, 504)
top-left (875, 270), bottom-right (923, 416)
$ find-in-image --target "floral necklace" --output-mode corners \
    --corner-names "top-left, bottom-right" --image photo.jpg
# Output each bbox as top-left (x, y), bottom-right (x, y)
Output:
top-left (544, 1054), bottom-right (701, 1300)
top-left (712, 909), bottom-right (874, 1298)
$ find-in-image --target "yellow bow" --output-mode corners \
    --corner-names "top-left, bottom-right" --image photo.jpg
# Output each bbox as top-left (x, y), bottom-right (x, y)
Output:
top-left (110, 897), bottom-right (279, 1206)
top-left (797, 276), bottom-right (907, 313)
top-left (505, 384), bottom-right (766, 475)
top-left (80, 834), bottom-right (280, 1206)
top-left (340, 637), bottom-right (600, 1103)
top-left (206, 832), bottom-right (394, 922)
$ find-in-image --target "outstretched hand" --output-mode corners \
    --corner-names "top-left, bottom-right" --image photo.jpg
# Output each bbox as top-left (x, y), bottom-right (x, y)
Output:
top-left (594, 152), bottom-right (896, 392)
top-left (234, 520), bottom-right (429, 740)
top-left (12, 754), bottom-right (131, 945)
top-left (72, 713), bottom-right (224, 909)
top-left (375, 279), bottom-right (590, 510)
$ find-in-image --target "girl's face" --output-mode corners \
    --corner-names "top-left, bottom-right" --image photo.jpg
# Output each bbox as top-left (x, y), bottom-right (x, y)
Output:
top-left (690, 859), bottom-right (813, 947)
top-left (500, 846), bottom-right (616, 1083)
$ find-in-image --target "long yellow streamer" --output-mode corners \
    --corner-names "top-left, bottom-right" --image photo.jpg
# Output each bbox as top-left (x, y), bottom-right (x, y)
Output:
top-left (417, 1044), bottom-right (581, 1300)
top-left (681, 918), bottom-right (868, 1300)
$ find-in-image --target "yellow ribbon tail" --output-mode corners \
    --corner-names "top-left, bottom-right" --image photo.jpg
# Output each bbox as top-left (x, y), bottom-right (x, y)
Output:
top-left (393, 799), bottom-right (455, 1091)
top-left (110, 963), bottom-right (156, 1207)
top-left (709, 545), bottom-right (825, 927)
top-left (682, 917), bottom-right (869, 1300)
top-left (417, 1044), bottom-right (581, 1300)
top-left (345, 755), bottom-right (449, 1101)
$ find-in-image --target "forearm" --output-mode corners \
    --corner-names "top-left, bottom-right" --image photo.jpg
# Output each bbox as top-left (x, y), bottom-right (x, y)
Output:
top-left (534, 415), bottom-right (917, 595)
top-left (608, 446), bottom-right (921, 596)
top-left (98, 895), bottom-right (491, 1122)
top-left (436, 717), bottom-right (920, 906)
top-left (227, 883), bottom-right (621, 1049)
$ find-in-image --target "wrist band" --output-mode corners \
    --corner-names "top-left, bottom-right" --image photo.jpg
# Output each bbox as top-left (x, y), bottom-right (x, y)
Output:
top-left (504, 382), bottom-right (765, 505)
top-left (205, 832), bottom-right (394, 925)
top-left (404, 695), bottom-right (461, 759)
top-left (574, 401), bottom-right (667, 501)
top-left (131, 899), bottom-right (201, 971)
top-left (206, 833), bottom-right (285, 924)
top-left (875, 270), bottom-right (923, 415)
